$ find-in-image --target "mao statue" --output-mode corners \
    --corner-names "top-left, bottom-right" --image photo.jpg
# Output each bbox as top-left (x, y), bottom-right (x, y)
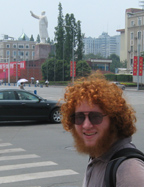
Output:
top-left (30, 11), bottom-right (48, 43)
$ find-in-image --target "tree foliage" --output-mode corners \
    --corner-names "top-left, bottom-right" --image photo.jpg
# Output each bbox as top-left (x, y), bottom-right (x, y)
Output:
top-left (75, 21), bottom-right (84, 61)
top-left (30, 35), bottom-right (34, 41)
top-left (36, 34), bottom-right (40, 43)
top-left (76, 60), bottom-right (91, 77)
top-left (54, 2), bottom-right (65, 60)
top-left (83, 53), bottom-right (103, 60)
top-left (53, 3), bottom-right (85, 81)
top-left (41, 58), bottom-right (66, 81)
top-left (108, 54), bottom-right (126, 73)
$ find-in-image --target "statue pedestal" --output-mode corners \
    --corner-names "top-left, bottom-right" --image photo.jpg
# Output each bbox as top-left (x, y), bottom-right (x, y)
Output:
top-left (34, 43), bottom-right (55, 60)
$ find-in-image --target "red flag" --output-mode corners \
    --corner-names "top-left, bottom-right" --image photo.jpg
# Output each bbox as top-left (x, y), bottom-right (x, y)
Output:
top-left (133, 56), bottom-right (137, 76)
top-left (70, 61), bottom-right (76, 77)
top-left (139, 57), bottom-right (143, 76)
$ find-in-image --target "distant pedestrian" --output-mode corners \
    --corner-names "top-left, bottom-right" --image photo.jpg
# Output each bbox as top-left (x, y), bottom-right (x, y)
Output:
top-left (45, 80), bottom-right (49, 87)
top-left (20, 82), bottom-right (24, 90)
top-left (36, 80), bottom-right (39, 87)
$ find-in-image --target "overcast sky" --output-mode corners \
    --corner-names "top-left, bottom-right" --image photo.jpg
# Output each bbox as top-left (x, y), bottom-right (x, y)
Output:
top-left (0, 0), bottom-right (141, 41)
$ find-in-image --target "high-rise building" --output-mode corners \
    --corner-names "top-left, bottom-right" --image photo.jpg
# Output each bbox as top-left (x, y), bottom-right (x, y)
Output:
top-left (83, 32), bottom-right (120, 58)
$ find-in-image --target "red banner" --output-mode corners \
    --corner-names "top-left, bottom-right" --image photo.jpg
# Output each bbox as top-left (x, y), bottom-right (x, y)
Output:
top-left (13, 64), bottom-right (21, 76)
top-left (13, 64), bottom-right (16, 76)
top-left (139, 56), bottom-right (143, 76)
top-left (70, 61), bottom-right (76, 77)
top-left (133, 56), bottom-right (137, 76)
top-left (18, 64), bottom-right (21, 76)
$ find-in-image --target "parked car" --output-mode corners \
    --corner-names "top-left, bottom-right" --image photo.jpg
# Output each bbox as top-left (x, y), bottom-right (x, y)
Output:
top-left (113, 82), bottom-right (126, 90)
top-left (0, 89), bottom-right (61, 123)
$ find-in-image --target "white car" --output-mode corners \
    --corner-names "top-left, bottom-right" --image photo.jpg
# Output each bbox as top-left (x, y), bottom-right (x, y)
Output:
top-left (113, 82), bottom-right (126, 90)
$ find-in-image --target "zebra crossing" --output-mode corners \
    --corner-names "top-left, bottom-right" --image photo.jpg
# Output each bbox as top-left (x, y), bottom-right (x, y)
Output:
top-left (0, 139), bottom-right (79, 186)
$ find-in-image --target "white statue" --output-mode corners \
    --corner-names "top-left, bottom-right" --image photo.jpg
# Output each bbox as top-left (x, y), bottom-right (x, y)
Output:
top-left (30, 11), bottom-right (48, 43)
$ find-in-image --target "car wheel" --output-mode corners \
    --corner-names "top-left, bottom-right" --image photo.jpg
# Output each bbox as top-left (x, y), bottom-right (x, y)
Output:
top-left (50, 108), bottom-right (61, 123)
top-left (122, 86), bottom-right (125, 90)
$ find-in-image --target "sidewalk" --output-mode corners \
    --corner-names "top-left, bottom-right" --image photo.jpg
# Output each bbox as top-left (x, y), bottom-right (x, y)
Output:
top-left (126, 87), bottom-right (144, 92)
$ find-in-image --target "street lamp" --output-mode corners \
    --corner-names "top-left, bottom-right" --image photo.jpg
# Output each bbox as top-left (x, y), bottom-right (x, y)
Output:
top-left (137, 17), bottom-right (141, 90)
top-left (64, 25), bottom-right (74, 84)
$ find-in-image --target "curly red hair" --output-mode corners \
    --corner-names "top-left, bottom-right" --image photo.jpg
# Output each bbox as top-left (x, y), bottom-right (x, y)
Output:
top-left (61, 73), bottom-right (137, 137)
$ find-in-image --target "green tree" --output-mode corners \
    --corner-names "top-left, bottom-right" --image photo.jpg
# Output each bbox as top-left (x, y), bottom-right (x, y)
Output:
top-left (108, 54), bottom-right (121, 73)
top-left (41, 58), bottom-right (65, 81)
top-left (64, 13), bottom-right (76, 63)
top-left (54, 2), bottom-right (65, 60)
top-left (36, 34), bottom-right (40, 43)
top-left (120, 59), bottom-right (127, 68)
top-left (76, 60), bottom-right (91, 77)
top-left (54, 3), bottom-right (84, 80)
top-left (75, 21), bottom-right (84, 61)
top-left (30, 35), bottom-right (34, 41)
top-left (83, 53), bottom-right (103, 60)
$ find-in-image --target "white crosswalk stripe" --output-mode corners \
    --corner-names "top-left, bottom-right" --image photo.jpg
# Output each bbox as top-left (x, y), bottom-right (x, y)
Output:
top-left (0, 170), bottom-right (78, 184)
top-left (0, 143), bottom-right (12, 147)
top-left (0, 148), bottom-right (25, 154)
top-left (0, 161), bottom-right (57, 171)
top-left (0, 154), bottom-right (40, 161)
top-left (0, 141), bottom-right (79, 185)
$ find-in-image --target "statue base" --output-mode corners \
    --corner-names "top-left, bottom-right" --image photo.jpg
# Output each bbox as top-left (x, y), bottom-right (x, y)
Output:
top-left (34, 43), bottom-right (55, 60)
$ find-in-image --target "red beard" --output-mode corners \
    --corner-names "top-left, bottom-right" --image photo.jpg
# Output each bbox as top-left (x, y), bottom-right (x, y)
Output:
top-left (71, 125), bottom-right (117, 157)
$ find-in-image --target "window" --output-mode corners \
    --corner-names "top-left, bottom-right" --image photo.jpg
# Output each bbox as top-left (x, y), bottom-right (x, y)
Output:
top-left (131, 46), bottom-right (133, 52)
top-left (130, 32), bottom-right (134, 40)
top-left (21, 51), bottom-right (24, 56)
top-left (138, 18), bottom-right (142, 26)
top-left (6, 44), bottom-right (10, 48)
top-left (18, 45), bottom-right (24, 49)
top-left (13, 51), bottom-right (17, 56)
top-left (131, 21), bottom-right (134, 27)
top-left (26, 45), bottom-right (29, 49)
top-left (18, 51), bottom-right (21, 56)
top-left (130, 59), bottom-right (133, 67)
top-left (138, 31), bottom-right (141, 39)
top-left (32, 45), bottom-right (35, 49)
top-left (1, 91), bottom-right (15, 100)
top-left (25, 51), bottom-right (29, 56)
top-left (13, 44), bottom-right (17, 48)
top-left (6, 50), bottom-right (10, 56)
top-left (32, 51), bottom-right (35, 57)
top-left (17, 91), bottom-right (39, 101)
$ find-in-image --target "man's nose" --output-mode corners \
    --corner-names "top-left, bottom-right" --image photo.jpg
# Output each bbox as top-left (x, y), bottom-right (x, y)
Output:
top-left (82, 115), bottom-right (93, 129)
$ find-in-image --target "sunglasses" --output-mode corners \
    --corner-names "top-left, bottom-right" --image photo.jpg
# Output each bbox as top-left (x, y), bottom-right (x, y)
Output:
top-left (71, 111), bottom-right (107, 125)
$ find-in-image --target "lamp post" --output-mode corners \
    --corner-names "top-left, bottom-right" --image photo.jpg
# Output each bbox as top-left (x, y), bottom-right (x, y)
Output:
top-left (72, 30), bottom-right (74, 84)
top-left (137, 17), bottom-right (141, 90)
top-left (64, 25), bottom-right (74, 84)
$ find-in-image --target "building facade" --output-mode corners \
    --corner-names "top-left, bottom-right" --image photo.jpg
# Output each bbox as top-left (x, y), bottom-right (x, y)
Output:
top-left (86, 59), bottom-right (112, 72)
top-left (118, 8), bottom-right (144, 70)
top-left (0, 39), bottom-right (36, 63)
top-left (83, 32), bottom-right (120, 58)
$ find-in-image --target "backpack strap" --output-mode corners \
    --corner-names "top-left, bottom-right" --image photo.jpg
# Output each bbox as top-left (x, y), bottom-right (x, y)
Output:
top-left (105, 148), bottom-right (144, 187)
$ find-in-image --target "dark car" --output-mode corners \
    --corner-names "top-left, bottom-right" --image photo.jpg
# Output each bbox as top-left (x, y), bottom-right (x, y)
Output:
top-left (0, 89), bottom-right (61, 123)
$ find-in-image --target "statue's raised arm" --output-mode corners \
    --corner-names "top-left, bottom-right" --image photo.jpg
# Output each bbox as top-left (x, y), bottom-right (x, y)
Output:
top-left (30, 10), bottom-right (48, 43)
top-left (30, 11), bottom-right (40, 19)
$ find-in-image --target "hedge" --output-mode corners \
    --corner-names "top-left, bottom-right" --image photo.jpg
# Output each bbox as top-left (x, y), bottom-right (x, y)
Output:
top-left (104, 74), bottom-right (133, 82)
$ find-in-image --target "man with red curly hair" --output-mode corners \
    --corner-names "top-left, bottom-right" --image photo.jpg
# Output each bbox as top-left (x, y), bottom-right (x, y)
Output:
top-left (61, 73), bottom-right (144, 187)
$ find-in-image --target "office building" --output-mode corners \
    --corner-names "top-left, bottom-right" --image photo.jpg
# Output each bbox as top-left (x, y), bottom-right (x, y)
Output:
top-left (83, 32), bottom-right (120, 58)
